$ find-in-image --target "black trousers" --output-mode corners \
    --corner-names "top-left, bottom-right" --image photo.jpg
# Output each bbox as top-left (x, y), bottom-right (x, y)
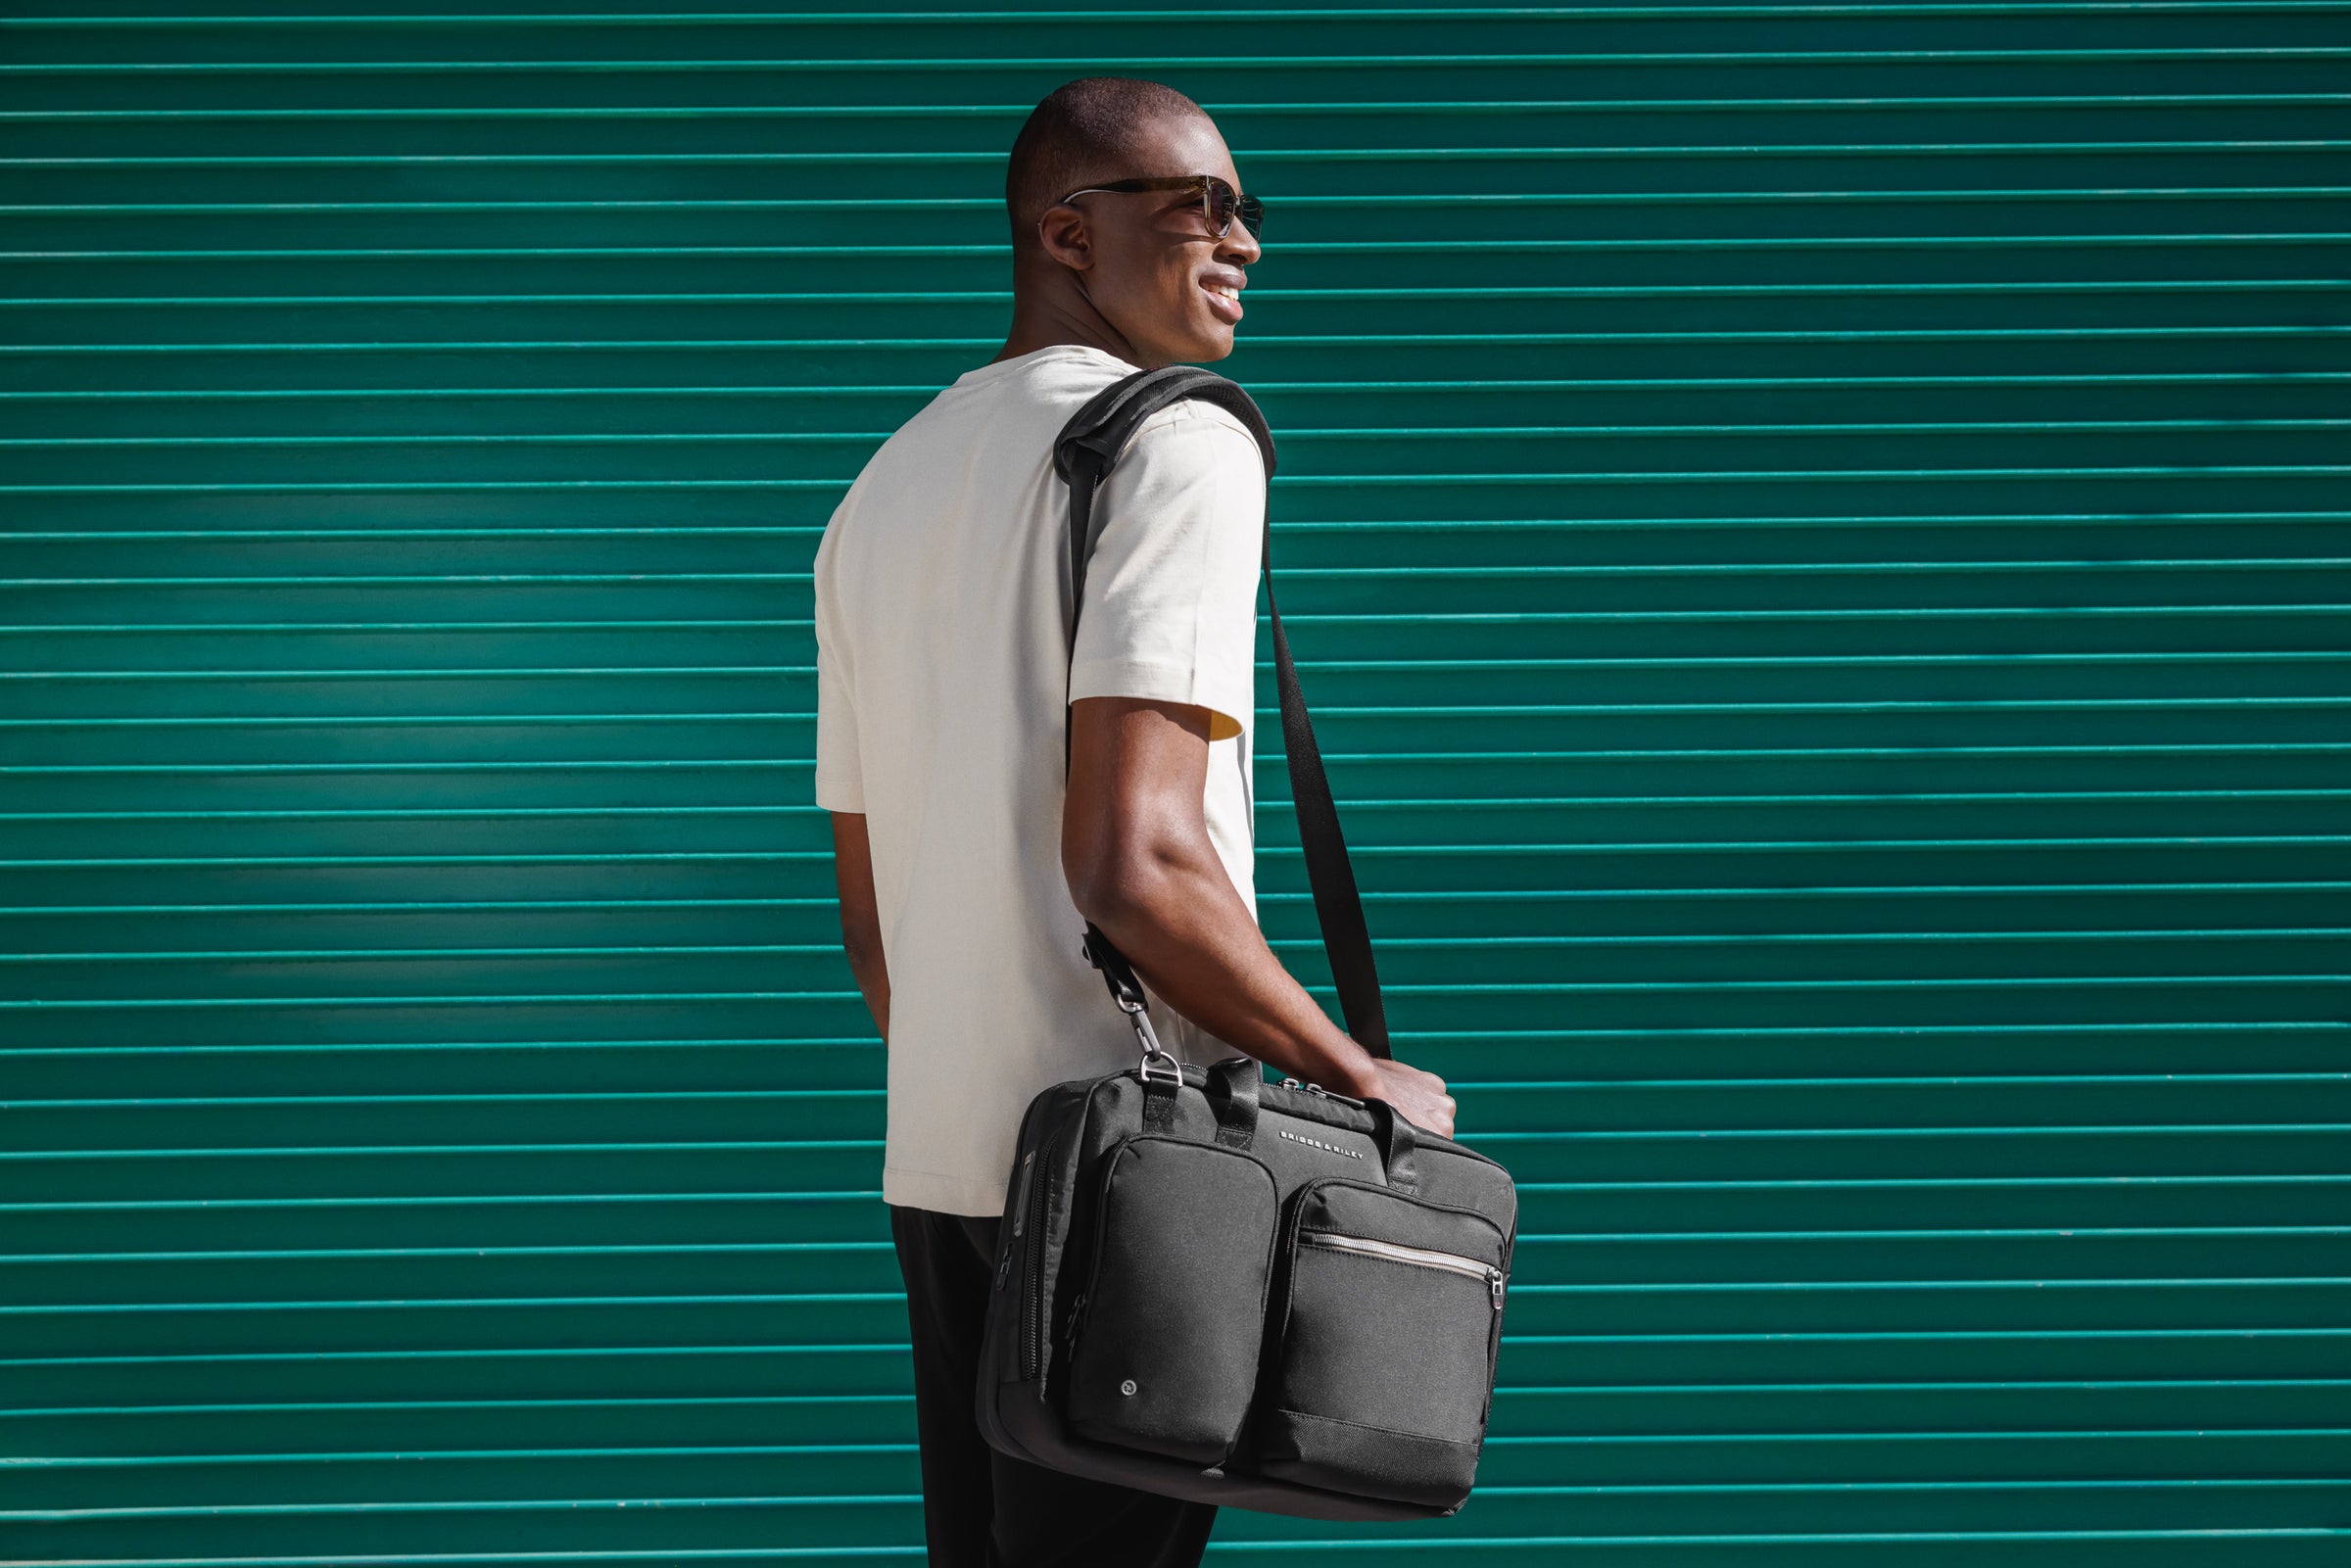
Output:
top-left (888, 1203), bottom-right (1220, 1567)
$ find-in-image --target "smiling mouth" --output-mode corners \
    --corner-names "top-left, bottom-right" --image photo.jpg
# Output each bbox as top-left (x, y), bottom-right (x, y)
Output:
top-left (1202, 280), bottom-right (1244, 323)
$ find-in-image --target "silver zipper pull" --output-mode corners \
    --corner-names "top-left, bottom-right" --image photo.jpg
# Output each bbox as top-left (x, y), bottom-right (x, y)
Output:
top-left (1279, 1077), bottom-right (1302, 1090)
top-left (1489, 1268), bottom-right (1507, 1309)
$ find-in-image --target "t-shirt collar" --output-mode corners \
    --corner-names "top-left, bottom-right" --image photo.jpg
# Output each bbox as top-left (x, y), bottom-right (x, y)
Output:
top-left (950, 343), bottom-right (1139, 389)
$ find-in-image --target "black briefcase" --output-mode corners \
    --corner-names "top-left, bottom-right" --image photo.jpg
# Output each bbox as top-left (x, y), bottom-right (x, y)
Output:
top-left (975, 367), bottom-right (1519, 1521)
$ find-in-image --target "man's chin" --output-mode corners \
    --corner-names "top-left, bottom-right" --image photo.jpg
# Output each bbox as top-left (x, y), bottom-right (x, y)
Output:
top-left (1182, 324), bottom-right (1239, 363)
top-left (1129, 320), bottom-right (1237, 366)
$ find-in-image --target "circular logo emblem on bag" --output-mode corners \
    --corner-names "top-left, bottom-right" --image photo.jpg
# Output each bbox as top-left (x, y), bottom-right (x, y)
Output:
top-left (1121, 1379), bottom-right (1137, 1397)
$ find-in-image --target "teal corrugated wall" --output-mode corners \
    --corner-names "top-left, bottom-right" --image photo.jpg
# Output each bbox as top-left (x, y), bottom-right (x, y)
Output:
top-left (3, 3), bottom-right (2348, 1562)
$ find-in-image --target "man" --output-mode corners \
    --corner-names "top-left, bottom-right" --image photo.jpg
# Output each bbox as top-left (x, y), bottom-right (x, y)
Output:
top-left (812, 76), bottom-right (1457, 1567)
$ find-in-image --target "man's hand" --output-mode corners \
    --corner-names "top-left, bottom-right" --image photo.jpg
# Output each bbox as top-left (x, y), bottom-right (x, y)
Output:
top-left (1363, 1057), bottom-right (1456, 1139)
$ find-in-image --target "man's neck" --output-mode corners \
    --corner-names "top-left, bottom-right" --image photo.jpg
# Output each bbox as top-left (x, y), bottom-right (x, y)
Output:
top-left (990, 279), bottom-right (1152, 368)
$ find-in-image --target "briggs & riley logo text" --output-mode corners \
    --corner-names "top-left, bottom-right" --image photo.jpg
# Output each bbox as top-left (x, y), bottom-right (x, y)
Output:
top-left (1278, 1128), bottom-right (1365, 1160)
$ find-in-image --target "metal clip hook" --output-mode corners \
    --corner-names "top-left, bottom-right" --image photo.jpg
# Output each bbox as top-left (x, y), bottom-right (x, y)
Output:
top-left (1128, 1004), bottom-right (1182, 1085)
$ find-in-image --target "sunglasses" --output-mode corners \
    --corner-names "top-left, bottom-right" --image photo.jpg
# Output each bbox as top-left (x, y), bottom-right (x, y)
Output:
top-left (1054, 173), bottom-right (1265, 242)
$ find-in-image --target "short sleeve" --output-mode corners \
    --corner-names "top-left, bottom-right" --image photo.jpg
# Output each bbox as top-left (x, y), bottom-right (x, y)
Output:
top-left (1067, 402), bottom-right (1267, 740)
top-left (811, 515), bottom-right (865, 812)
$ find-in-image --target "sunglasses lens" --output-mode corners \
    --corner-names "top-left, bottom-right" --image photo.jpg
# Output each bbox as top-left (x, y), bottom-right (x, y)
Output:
top-left (1202, 178), bottom-right (1262, 240)
top-left (1203, 180), bottom-right (1234, 233)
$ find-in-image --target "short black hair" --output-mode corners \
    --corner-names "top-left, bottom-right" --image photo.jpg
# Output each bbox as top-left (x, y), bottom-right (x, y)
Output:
top-left (1004, 76), bottom-right (1212, 251)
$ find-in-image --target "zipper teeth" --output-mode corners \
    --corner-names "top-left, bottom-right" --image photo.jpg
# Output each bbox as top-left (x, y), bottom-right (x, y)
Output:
top-left (1022, 1139), bottom-right (1054, 1380)
top-left (1305, 1230), bottom-right (1495, 1282)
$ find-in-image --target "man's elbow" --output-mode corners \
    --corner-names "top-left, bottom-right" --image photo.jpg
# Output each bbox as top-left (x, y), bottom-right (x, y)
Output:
top-left (837, 912), bottom-right (886, 975)
top-left (1065, 832), bottom-right (1182, 934)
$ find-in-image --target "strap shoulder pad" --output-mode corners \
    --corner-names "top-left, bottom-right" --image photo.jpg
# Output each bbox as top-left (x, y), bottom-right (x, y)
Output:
top-left (1053, 364), bottom-right (1276, 485)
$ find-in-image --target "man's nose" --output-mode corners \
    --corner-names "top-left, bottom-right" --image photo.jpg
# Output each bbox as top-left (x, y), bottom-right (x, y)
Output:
top-left (1219, 219), bottom-right (1262, 265)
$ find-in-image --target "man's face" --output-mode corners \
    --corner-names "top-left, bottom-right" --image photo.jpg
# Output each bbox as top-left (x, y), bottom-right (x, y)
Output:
top-left (1052, 115), bottom-right (1262, 366)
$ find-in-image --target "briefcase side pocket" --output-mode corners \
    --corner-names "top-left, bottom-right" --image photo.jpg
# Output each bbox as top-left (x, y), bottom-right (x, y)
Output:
top-left (1063, 1135), bottom-right (1280, 1466)
top-left (1251, 1179), bottom-right (1509, 1509)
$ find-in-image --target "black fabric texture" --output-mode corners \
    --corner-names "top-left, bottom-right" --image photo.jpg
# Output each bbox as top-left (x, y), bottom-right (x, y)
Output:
top-left (1141, 1074), bottom-right (1179, 1133)
top-left (1364, 1098), bottom-right (1418, 1193)
top-left (978, 1069), bottom-right (1515, 1519)
top-left (1065, 1137), bottom-right (1280, 1463)
top-left (1252, 1180), bottom-right (1508, 1505)
top-left (1293, 1181), bottom-right (1507, 1269)
top-left (1203, 1055), bottom-right (1262, 1149)
top-left (1261, 543), bottom-right (1389, 1055)
top-left (888, 1203), bottom-right (1220, 1567)
top-left (1248, 1409), bottom-right (1482, 1511)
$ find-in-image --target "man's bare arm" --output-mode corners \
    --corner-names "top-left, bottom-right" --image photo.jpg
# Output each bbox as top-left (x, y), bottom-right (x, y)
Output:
top-left (829, 811), bottom-right (889, 1042)
top-left (1062, 694), bottom-right (1455, 1136)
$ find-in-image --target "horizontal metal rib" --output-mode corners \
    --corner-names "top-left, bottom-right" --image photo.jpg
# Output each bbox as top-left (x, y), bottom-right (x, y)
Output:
top-left (19, 325), bottom-right (2349, 356)
top-left (12, 138), bottom-right (2351, 167)
top-left (19, 284), bottom-right (2351, 308)
top-left (12, 559), bottom-right (2350, 583)
top-left (8, 1481), bottom-right (2348, 1526)
top-left (4, 1377), bottom-right (2342, 1420)
top-left (14, 236), bottom-right (2351, 261)
top-left (12, 927), bottom-right (2339, 964)
top-left (10, 43), bottom-right (2351, 70)
top-left (13, 651), bottom-right (2350, 677)
top-left (9, 697), bottom-right (2348, 725)
top-left (8, 1223), bottom-right (2345, 1266)
top-left (7, 1279), bottom-right (2348, 1315)
top-left (10, 45), bottom-right (2350, 70)
top-left (17, 187), bottom-right (2351, 214)
top-left (6, 1067), bottom-right (2340, 1102)
top-left (0, 5), bottom-right (2339, 25)
top-left (6, 1171), bottom-right (2346, 1212)
top-left (7, 744), bottom-right (2349, 769)
top-left (9, 89), bottom-right (2350, 116)
top-left (3, 379), bottom-right (2348, 412)
top-left (17, 976), bottom-right (2333, 1009)
top-left (6, 834), bottom-right (2342, 869)
top-left (8, 1125), bottom-right (2346, 1156)
top-left (12, 413), bottom-right (2351, 442)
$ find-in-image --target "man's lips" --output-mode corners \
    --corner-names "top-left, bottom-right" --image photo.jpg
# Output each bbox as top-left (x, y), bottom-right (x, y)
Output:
top-left (1201, 278), bottom-right (1244, 324)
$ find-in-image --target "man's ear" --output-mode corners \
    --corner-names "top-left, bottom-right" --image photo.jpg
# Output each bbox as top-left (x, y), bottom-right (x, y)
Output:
top-left (1034, 204), bottom-right (1094, 273)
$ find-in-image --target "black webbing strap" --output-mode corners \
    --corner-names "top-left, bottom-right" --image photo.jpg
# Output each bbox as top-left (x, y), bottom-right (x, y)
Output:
top-left (1055, 365), bottom-right (1391, 1060)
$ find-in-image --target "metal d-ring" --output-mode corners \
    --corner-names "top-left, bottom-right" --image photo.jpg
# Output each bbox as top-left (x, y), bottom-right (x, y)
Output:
top-left (1122, 997), bottom-right (1183, 1085)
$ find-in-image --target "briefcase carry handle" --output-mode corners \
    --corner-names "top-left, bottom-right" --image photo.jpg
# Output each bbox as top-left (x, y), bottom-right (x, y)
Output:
top-left (1134, 1051), bottom-right (1417, 1191)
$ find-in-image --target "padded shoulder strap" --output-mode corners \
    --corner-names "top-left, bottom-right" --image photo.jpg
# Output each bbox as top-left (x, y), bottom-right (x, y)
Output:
top-left (1055, 365), bottom-right (1390, 1060)
top-left (1056, 365), bottom-right (1274, 638)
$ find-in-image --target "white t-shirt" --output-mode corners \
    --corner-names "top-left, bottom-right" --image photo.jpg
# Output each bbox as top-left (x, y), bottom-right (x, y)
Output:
top-left (811, 343), bottom-right (1269, 1217)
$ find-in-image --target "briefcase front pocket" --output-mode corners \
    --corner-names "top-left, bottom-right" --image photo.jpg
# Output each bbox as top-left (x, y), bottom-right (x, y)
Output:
top-left (1252, 1180), bottom-right (1509, 1508)
top-left (1063, 1135), bottom-right (1280, 1465)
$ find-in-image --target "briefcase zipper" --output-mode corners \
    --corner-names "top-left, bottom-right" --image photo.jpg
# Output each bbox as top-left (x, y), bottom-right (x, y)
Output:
top-left (1019, 1137), bottom-right (1058, 1380)
top-left (997, 1147), bottom-right (1036, 1292)
top-left (1302, 1231), bottom-right (1507, 1308)
top-left (1277, 1076), bottom-right (1365, 1108)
